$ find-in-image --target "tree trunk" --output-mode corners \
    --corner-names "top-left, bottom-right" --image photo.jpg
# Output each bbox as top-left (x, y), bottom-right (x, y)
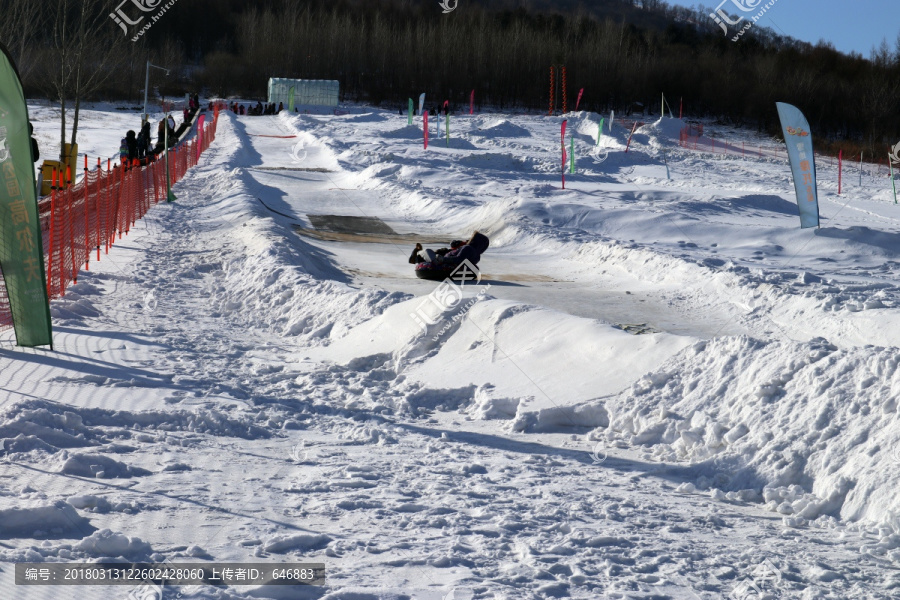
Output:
top-left (59, 96), bottom-right (66, 165)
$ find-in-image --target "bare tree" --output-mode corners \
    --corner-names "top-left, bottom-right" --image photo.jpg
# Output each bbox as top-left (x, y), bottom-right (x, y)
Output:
top-left (45, 0), bottom-right (126, 163)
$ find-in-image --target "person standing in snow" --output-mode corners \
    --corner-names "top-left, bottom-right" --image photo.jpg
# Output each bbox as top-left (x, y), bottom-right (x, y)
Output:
top-left (137, 121), bottom-right (151, 159)
top-left (125, 130), bottom-right (138, 163)
top-left (119, 137), bottom-right (129, 165)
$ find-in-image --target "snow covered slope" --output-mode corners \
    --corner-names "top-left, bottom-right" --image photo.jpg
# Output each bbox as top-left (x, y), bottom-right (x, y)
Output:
top-left (2, 106), bottom-right (900, 599)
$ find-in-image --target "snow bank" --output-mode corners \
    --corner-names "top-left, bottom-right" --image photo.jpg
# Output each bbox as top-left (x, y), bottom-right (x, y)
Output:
top-left (602, 335), bottom-right (900, 527)
top-left (0, 502), bottom-right (93, 538)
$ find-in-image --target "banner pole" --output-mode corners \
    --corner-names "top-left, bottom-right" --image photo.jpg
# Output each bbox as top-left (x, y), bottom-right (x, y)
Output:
top-left (891, 155), bottom-right (897, 205)
top-left (838, 149), bottom-right (842, 195)
top-left (165, 116), bottom-right (176, 202)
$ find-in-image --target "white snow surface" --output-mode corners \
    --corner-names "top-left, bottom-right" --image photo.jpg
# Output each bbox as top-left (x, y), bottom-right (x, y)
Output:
top-left (1, 106), bottom-right (900, 598)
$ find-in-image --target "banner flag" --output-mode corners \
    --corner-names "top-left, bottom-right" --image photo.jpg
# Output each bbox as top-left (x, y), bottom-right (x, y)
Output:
top-left (561, 120), bottom-right (567, 189)
top-left (424, 111), bottom-right (428, 149)
top-left (288, 86), bottom-right (295, 112)
top-left (418, 93), bottom-right (426, 117)
top-left (408, 98), bottom-right (413, 125)
top-left (196, 114), bottom-right (206, 161)
top-left (575, 88), bottom-right (584, 111)
top-left (776, 102), bottom-right (820, 229)
top-left (470, 90), bottom-right (474, 115)
top-left (0, 43), bottom-right (52, 347)
top-left (610, 110), bottom-right (614, 132)
top-left (597, 118), bottom-right (605, 145)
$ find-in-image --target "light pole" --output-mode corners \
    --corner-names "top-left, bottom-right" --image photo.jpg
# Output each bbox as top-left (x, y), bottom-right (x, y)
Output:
top-left (143, 60), bottom-right (170, 124)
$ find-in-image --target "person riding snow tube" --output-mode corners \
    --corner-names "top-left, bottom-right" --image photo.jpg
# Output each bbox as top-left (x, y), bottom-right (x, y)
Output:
top-left (410, 231), bottom-right (490, 281)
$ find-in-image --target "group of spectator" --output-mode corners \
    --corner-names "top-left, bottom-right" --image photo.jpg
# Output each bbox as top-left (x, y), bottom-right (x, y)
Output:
top-left (119, 94), bottom-right (201, 169)
top-left (230, 101), bottom-right (285, 116)
top-left (403, 105), bottom-right (452, 117)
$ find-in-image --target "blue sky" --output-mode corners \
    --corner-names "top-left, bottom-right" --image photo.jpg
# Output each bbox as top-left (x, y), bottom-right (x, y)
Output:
top-left (665, 0), bottom-right (899, 57)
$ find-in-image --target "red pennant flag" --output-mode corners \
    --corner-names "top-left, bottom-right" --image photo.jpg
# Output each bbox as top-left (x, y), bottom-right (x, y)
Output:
top-left (575, 88), bottom-right (584, 111)
top-left (470, 90), bottom-right (475, 115)
top-left (424, 111), bottom-right (429, 149)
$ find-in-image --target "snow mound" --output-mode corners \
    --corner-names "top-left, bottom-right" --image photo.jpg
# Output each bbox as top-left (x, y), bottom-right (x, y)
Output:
top-left (0, 400), bottom-right (271, 460)
top-left (472, 118), bottom-right (531, 138)
top-left (73, 528), bottom-right (153, 559)
top-left (0, 502), bottom-right (94, 539)
top-left (60, 453), bottom-right (151, 478)
top-left (263, 533), bottom-right (332, 554)
top-left (604, 335), bottom-right (900, 526)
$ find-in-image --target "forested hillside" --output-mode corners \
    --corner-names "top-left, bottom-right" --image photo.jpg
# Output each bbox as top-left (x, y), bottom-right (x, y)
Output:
top-left (1, 0), bottom-right (898, 148)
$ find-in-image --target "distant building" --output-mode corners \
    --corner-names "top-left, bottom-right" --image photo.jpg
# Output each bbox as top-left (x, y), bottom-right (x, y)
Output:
top-left (267, 78), bottom-right (339, 108)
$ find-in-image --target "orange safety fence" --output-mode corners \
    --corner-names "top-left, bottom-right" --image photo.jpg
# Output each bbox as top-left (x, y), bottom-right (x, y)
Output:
top-left (0, 104), bottom-right (224, 333)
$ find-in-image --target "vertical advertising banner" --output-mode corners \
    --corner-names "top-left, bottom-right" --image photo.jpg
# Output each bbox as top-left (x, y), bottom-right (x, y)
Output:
top-left (469, 90), bottom-right (474, 115)
top-left (288, 86), bottom-right (295, 112)
top-left (418, 93), bottom-right (426, 117)
top-left (0, 43), bottom-right (52, 347)
top-left (776, 102), bottom-right (820, 229)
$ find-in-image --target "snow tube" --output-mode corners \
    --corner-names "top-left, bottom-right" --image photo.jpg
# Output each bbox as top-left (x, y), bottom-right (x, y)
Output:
top-left (413, 232), bottom-right (489, 282)
top-left (415, 262), bottom-right (457, 281)
top-left (414, 261), bottom-right (480, 282)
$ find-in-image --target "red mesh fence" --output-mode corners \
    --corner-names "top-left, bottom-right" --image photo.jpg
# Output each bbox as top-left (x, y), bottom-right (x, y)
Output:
top-left (679, 125), bottom-right (893, 177)
top-left (0, 107), bottom-right (221, 332)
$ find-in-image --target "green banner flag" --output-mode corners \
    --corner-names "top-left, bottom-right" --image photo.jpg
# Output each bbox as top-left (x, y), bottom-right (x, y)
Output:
top-left (288, 86), bottom-right (295, 112)
top-left (0, 43), bottom-right (52, 347)
top-left (408, 98), bottom-right (413, 126)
